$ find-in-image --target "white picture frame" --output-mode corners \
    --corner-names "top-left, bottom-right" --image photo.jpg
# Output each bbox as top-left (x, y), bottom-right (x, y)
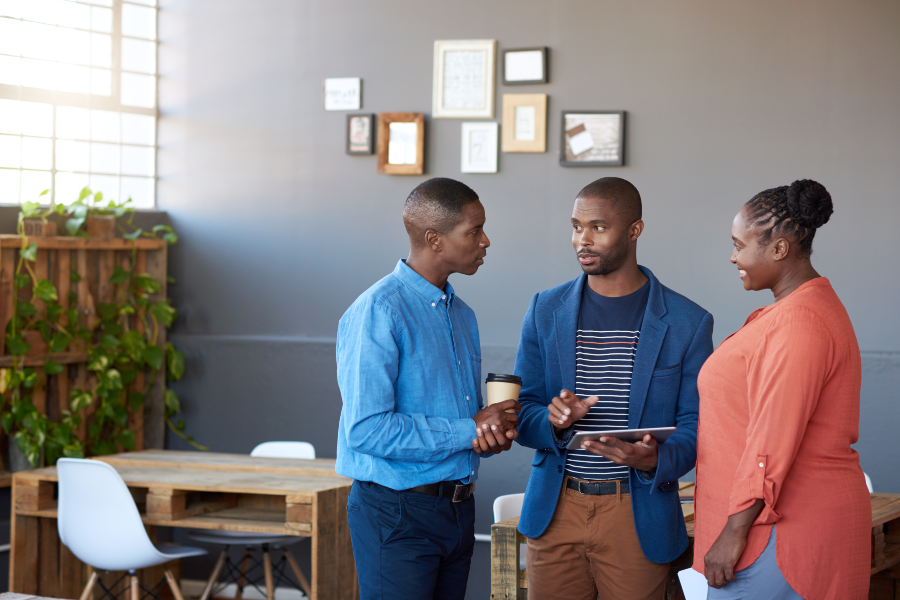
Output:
top-left (461, 122), bottom-right (498, 173)
top-left (324, 77), bottom-right (361, 111)
top-left (433, 40), bottom-right (497, 119)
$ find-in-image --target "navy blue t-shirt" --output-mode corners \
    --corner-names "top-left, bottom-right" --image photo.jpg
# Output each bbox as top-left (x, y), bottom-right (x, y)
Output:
top-left (564, 279), bottom-right (650, 481)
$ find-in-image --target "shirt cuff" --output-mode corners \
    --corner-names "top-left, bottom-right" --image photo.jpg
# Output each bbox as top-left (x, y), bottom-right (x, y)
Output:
top-left (449, 418), bottom-right (477, 452)
top-left (551, 424), bottom-right (575, 448)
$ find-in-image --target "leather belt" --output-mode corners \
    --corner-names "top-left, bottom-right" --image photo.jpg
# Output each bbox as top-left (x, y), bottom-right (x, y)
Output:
top-left (567, 478), bottom-right (630, 496)
top-left (404, 480), bottom-right (475, 503)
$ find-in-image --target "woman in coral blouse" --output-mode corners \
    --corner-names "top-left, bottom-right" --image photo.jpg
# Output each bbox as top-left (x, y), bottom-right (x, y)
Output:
top-left (694, 179), bottom-right (870, 599)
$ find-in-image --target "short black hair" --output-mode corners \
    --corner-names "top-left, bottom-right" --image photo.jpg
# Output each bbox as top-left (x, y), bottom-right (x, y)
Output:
top-left (403, 178), bottom-right (480, 247)
top-left (576, 177), bottom-right (642, 224)
top-left (744, 179), bottom-right (833, 255)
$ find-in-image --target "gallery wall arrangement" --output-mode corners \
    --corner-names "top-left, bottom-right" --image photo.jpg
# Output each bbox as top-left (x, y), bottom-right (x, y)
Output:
top-left (324, 39), bottom-right (626, 175)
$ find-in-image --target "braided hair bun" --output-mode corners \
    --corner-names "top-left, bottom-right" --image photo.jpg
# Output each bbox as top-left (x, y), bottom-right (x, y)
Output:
top-left (786, 179), bottom-right (833, 230)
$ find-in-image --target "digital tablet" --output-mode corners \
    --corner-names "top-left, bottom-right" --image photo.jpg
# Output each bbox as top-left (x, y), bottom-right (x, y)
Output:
top-left (566, 427), bottom-right (676, 450)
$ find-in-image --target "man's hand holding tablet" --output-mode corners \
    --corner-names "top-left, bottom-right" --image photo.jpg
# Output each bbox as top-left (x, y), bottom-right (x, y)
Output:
top-left (548, 388), bottom-right (660, 472)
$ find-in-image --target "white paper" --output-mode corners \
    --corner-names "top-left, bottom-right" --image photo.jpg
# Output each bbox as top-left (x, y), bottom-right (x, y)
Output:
top-left (567, 128), bottom-right (595, 156)
top-left (677, 568), bottom-right (709, 600)
top-left (388, 122), bottom-right (417, 165)
top-left (514, 105), bottom-right (536, 141)
top-left (461, 122), bottom-right (498, 173)
top-left (505, 50), bottom-right (544, 82)
top-left (324, 77), bottom-right (361, 111)
top-left (442, 50), bottom-right (487, 109)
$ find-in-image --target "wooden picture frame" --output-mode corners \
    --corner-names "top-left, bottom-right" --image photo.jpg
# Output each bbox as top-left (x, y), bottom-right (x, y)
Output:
top-left (377, 112), bottom-right (425, 175)
top-left (501, 93), bottom-right (547, 153)
top-left (433, 39), bottom-right (497, 119)
top-left (502, 47), bottom-right (549, 85)
top-left (461, 122), bottom-right (498, 173)
top-left (560, 111), bottom-right (626, 167)
top-left (346, 114), bottom-right (375, 155)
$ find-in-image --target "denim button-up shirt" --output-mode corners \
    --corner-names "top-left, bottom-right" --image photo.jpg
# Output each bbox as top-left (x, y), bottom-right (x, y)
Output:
top-left (336, 259), bottom-right (482, 490)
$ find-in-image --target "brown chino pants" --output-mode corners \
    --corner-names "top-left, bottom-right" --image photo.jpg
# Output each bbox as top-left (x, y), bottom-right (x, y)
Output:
top-left (526, 477), bottom-right (668, 600)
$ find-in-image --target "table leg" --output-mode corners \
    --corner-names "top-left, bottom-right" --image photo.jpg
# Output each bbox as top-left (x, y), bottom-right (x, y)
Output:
top-left (312, 487), bottom-right (356, 600)
top-left (10, 512), bottom-right (40, 593)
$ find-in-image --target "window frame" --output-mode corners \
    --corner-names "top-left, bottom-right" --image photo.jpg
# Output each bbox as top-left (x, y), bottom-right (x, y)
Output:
top-left (0, 0), bottom-right (159, 209)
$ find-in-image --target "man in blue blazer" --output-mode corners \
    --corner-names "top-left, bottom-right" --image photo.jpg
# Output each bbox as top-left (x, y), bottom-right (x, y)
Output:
top-left (514, 177), bottom-right (713, 599)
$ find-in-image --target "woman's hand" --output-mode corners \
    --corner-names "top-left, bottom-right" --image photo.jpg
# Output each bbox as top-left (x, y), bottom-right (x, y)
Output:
top-left (703, 499), bottom-right (764, 588)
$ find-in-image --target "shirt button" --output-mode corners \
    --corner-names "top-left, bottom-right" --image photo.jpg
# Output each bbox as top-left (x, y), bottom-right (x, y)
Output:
top-left (442, 294), bottom-right (446, 299)
top-left (759, 462), bottom-right (764, 467)
top-left (471, 471), bottom-right (475, 475)
top-left (466, 395), bottom-right (470, 401)
top-left (431, 302), bottom-right (436, 307)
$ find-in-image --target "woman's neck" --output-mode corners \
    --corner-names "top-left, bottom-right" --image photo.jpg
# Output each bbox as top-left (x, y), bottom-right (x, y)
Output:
top-left (771, 260), bottom-right (821, 302)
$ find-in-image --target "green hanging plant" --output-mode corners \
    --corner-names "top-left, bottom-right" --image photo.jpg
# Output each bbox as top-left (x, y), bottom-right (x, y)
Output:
top-left (1, 187), bottom-right (203, 468)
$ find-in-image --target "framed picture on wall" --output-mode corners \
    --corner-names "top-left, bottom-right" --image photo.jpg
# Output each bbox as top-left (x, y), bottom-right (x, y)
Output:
top-left (502, 47), bottom-right (549, 85)
top-left (560, 111), bottom-right (626, 167)
top-left (501, 93), bottom-right (547, 153)
top-left (347, 114), bottom-right (375, 155)
top-left (323, 77), bottom-right (361, 111)
top-left (377, 112), bottom-right (425, 175)
top-left (461, 122), bottom-right (498, 173)
top-left (433, 39), bottom-right (497, 119)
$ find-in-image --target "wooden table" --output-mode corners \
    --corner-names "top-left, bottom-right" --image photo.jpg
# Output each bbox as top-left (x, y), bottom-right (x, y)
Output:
top-left (9, 450), bottom-right (356, 600)
top-left (490, 483), bottom-right (900, 600)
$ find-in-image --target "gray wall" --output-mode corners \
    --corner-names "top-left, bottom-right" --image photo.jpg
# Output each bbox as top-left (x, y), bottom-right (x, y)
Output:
top-left (156, 1), bottom-right (900, 596)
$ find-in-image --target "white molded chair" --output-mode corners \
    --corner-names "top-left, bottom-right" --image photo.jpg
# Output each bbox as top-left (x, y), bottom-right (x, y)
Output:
top-left (57, 458), bottom-right (207, 600)
top-left (865, 471), bottom-right (873, 493)
top-left (188, 442), bottom-right (315, 600)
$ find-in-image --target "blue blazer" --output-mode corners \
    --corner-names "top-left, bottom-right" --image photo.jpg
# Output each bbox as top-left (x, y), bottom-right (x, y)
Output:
top-left (514, 266), bottom-right (713, 564)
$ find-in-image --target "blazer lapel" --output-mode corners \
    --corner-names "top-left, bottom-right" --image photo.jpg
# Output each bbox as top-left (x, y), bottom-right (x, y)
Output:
top-left (629, 267), bottom-right (669, 428)
top-left (554, 275), bottom-right (584, 396)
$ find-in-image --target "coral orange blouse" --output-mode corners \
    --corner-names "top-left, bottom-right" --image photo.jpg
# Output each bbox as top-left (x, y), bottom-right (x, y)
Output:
top-left (693, 278), bottom-right (870, 599)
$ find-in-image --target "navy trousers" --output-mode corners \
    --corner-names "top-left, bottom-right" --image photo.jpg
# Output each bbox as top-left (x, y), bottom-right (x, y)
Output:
top-left (347, 480), bottom-right (475, 600)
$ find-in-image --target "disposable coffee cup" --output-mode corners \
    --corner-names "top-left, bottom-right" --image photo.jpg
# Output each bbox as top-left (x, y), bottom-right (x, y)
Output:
top-left (486, 373), bottom-right (522, 413)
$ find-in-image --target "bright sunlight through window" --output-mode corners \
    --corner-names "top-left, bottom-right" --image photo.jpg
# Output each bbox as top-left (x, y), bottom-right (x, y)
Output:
top-left (0, 0), bottom-right (158, 209)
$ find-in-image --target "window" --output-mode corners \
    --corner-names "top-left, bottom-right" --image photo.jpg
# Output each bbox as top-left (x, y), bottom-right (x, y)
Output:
top-left (0, 0), bottom-right (158, 208)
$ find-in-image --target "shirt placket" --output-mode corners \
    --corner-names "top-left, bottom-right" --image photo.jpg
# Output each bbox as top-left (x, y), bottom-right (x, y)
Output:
top-left (441, 296), bottom-right (479, 482)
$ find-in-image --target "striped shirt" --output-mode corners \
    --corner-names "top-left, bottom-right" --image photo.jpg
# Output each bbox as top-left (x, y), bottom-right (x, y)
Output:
top-left (565, 280), bottom-right (650, 481)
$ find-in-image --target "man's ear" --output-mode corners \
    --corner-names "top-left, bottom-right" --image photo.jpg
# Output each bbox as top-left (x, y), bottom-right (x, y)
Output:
top-left (424, 229), bottom-right (442, 252)
top-left (630, 220), bottom-right (645, 242)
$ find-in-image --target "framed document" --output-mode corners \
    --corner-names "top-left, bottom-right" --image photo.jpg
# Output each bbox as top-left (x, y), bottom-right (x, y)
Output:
top-left (433, 39), bottom-right (497, 119)
top-left (377, 112), bottom-right (425, 175)
top-left (323, 77), bottom-right (361, 111)
top-left (347, 114), bottom-right (375, 155)
top-left (502, 47), bottom-right (549, 85)
top-left (501, 93), bottom-right (547, 153)
top-left (560, 111), bottom-right (626, 167)
top-left (461, 122), bottom-right (498, 173)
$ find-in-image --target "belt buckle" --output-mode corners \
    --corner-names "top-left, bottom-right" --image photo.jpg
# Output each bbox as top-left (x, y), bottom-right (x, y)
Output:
top-left (452, 483), bottom-right (473, 503)
top-left (576, 481), bottom-right (588, 495)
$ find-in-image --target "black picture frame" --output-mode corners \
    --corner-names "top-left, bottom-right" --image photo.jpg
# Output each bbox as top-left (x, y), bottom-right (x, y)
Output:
top-left (346, 113), bottom-right (375, 155)
top-left (559, 111), bottom-right (626, 167)
top-left (501, 47), bottom-right (549, 85)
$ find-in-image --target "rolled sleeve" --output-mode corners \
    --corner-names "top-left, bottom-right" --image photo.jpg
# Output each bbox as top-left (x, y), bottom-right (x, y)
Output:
top-left (727, 307), bottom-right (832, 523)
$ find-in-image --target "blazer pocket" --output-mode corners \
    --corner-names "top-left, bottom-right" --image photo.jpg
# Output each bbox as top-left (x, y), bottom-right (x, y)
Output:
top-left (531, 450), bottom-right (548, 466)
top-left (652, 364), bottom-right (682, 378)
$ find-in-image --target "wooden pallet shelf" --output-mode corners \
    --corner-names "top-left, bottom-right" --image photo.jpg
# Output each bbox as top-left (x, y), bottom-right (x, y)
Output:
top-left (0, 231), bottom-right (169, 470)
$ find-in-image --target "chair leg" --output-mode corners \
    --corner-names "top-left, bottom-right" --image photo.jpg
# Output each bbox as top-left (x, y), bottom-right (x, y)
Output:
top-left (199, 550), bottom-right (228, 600)
top-left (79, 570), bottom-right (99, 600)
top-left (164, 566), bottom-right (186, 600)
top-left (283, 549), bottom-right (312, 598)
top-left (235, 548), bottom-right (253, 600)
top-left (130, 572), bottom-right (140, 600)
top-left (263, 546), bottom-right (275, 600)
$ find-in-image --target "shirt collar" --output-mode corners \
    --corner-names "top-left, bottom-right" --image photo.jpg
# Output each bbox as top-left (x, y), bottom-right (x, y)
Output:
top-left (393, 260), bottom-right (455, 308)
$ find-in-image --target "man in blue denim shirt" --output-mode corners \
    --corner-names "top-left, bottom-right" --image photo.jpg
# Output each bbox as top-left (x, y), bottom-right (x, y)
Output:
top-left (336, 178), bottom-right (520, 600)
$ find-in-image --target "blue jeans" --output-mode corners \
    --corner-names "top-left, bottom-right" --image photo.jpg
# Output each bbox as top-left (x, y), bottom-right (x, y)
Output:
top-left (707, 526), bottom-right (803, 600)
top-left (347, 480), bottom-right (476, 600)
